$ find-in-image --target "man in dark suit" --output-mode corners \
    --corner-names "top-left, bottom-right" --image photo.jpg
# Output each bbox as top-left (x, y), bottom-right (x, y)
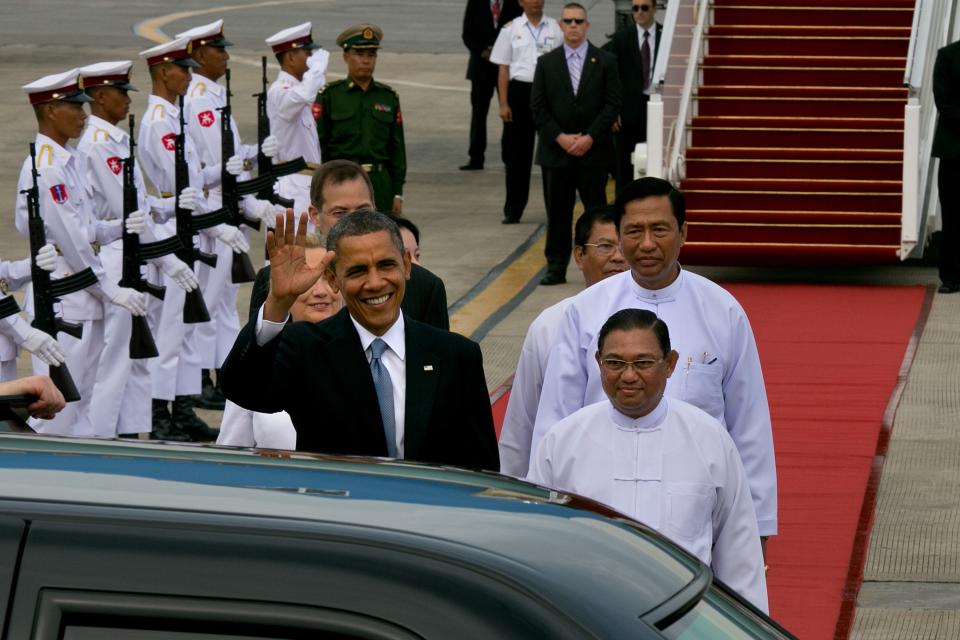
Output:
top-left (222, 210), bottom-right (499, 470)
top-left (933, 40), bottom-right (960, 294)
top-left (461, 0), bottom-right (522, 170)
top-left (531, 2), bottom-right (621, 285)
top-left (249, 160), bottom-right (450, 329)
top-left (604, 1), bottom-right (661, 190)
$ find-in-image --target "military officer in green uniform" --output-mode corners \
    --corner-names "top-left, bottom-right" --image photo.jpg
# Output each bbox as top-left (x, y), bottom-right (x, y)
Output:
top-left (316, 24), bottom-right (406, 214)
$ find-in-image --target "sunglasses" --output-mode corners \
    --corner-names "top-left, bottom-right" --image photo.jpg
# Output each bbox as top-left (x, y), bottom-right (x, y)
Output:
top-left (562, 17), bottom-right (587, 25)
top-left (633, 4), bottom-right (652, 11)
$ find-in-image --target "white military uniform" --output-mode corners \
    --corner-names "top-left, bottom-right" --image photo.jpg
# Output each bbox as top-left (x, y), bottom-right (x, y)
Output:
top-left (183, 72), bottom-right (254, 372)
top-left (217, 399), bottom-right (296, 449)
top-left (14, 134), bottom-right (121, 436)
top-left (78, 112), bottom-right (173, 435)
top-left (137, 94), bottom-right (210, 400)
top-left (489, 13), bottom-right (562, 81)
top-left (498, 297), bottom-right (572, 477)
top-left (0, 260), bottom-right (33, 381)
top-left (529, 397), bottom-right (769, 613)
top-left (534, 269), bottom-right (779, 537)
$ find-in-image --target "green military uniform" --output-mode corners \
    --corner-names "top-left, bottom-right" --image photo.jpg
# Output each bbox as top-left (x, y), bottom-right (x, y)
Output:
top-left (315, 78), bottom-right (406, 212)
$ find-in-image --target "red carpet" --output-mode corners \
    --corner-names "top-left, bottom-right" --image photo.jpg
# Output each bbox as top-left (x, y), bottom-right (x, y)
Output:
top-left (490, 283), bottom-right (929, 639)
top-left (680, 0), bottom-right (913, 265)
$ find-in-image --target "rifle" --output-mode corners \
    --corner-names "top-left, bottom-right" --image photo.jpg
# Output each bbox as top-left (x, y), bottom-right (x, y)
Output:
top-left (175, 95), bottom-right (227, 323)
top-left (248, 56), bottom-right (307, 208)
top-left (120, 114), bottom-right (176, 359)
top-left (219, 68), bottom-right (258, 284)
top-left (22, 142), bottom-right (99, 402)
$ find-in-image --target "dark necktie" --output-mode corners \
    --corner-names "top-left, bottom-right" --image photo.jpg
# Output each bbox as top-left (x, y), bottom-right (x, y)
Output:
top-left (370, 338), bottom-right (397, 457)
top-left (641, 30), bottom-right (651, 92)
top-left (491, 0), bottom-right (501, 27)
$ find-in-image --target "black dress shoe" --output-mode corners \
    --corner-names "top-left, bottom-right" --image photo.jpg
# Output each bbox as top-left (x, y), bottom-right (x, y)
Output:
top-left (501, 216), bottom-right (520, 224)
top-left (151, 399), bottom-right (190, 442)
top-left (539, 272), bottom-right (567, 286)
top-left (172, 396), bottom-right (219, 442)
top-left (938, 282), bottom-right (960, 294)
top-left (459, 162), bottom-right (483, 171)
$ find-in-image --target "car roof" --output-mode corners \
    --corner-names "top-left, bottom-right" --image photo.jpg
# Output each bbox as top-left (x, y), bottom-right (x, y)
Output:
top-left (0, 434), bottom-right (702, 631)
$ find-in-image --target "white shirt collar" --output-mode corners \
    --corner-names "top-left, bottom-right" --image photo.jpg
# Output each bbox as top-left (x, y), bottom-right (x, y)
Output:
top-left (350, 312), bottom-right (406, 362)
top-left (636, 22), bottom-right (655, 38)
top-left (193, 73), bottom-right (224, 97)
top-left (86, 114), bottom-right (126, 142)
top-left (607, 396), bottom-right (669, 431)
top-left (35, 133), bottom-right (73, 165)
top-left (149, 94), bottom-right (179, 117)
top-left (564, 41), bottom-right (588, 59)
top-left (629, 265), bottom-right (685, 302)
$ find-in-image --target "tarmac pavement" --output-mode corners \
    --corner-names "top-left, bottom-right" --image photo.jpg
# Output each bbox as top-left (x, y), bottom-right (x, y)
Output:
top-left (0, 1), bottom-right (956, 636)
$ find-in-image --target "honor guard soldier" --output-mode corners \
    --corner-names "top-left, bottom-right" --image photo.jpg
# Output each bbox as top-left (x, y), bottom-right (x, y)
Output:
top-left (176, 19), bottom-right (280, 410)
top-left (138, 37), bottom-right (224, 441)
top-left (77, 61), bottom-right (200, 438)
top-left (16, 69), bottom-right (148, 437)
top-left (316, 24), bottom-right (406, 214)
top-left (0, 247), bottom-right (64, 382)
top-left (265, 22), bottom-right (330, 228)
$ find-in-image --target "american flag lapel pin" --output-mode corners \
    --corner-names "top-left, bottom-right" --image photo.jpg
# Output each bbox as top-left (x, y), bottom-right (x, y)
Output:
top-left (423, 365), bottom-right (434, 372)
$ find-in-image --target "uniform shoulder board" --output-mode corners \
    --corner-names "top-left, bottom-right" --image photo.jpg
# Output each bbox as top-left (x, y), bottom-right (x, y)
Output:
top-left (373, 80), bottom-right (397, 95)
top-left (503, 19), bottom-right (514, 28)
top-left (149, 103), bottom-right (166, 121)
top-left (92, 128), bottom-right (110, 143)
top-left (190, 82), bottom-right (207, 97)
top-left (36, 144), bottom-right (55, 169)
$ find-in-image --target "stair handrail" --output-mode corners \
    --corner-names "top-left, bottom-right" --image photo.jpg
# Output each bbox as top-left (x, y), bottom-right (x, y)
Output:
top-left (900, 0), bottom-right (958, 259)
top-left (667, 0), bottom-right (710, 184)
top-left (645, 0), bottom-right (682, 178)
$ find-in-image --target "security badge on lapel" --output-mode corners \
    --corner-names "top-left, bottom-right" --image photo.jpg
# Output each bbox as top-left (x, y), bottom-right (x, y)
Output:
top-left (423, 365), bottom-right (433, 372)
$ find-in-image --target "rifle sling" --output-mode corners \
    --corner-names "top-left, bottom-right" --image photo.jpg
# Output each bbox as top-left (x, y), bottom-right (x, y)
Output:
top-left (139, 236), bottom-right (183, 261)
top-left (48, 268), bottom-right (98, 299)
top-left (0, 296), bottom-right (20, 320)
top-left (189, 208), bottom-right (232, 231)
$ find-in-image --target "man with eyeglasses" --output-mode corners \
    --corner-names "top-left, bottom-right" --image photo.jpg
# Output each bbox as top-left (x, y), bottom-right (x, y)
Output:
top-left (499, 206), bottom-right (626, 476)
top-left (530, 2), bottom-right (621, 285)
top-left (528, 308), bottom-right (768, 613)
top-left (603, 2), bottom-right (661, 189)
top-left (533, 177), bottom-right (777, 558)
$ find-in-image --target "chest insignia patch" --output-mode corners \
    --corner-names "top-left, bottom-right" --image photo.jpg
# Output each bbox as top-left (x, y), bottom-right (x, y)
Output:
top-left (162, 133), bottom-right (177, 151)
top-left (106, 156), bottom-right (123, 175)
top-left (311, 102), bottom-right (322, 120)
top-left (49, 184), bottom-right (69, 204)
top-left (374, 103), bottom-right (392, 113)
top-left (197, 110), bottom-right (216, 128)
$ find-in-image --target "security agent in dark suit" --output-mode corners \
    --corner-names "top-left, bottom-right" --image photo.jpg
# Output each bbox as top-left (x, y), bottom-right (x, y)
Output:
top-left (461, 0), bottom-right (522, 170)
top-left (222, 210), bottom-right (499, 470)
top-left (603, 1), bottom-right (661, 190)
top-left (933, 40), bottom-right (960, 294)
top-left (531, 2), bottom-right (622, 285)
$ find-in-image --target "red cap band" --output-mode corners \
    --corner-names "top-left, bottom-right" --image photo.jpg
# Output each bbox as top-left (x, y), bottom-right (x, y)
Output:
top-left (83, 73), bottom-right (130, 87)
top-left (28, 83), bottom-right (81, 105)
top-left (271, 35), bottom-right (313, 53)
top-left (146, 49), bottom-right (192, 67)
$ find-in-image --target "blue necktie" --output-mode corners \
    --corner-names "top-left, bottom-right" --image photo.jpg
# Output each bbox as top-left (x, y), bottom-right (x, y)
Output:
top-left (569, 51), bottom-right (582, 93)
top-left (370, 339), bottom-right (397, 457)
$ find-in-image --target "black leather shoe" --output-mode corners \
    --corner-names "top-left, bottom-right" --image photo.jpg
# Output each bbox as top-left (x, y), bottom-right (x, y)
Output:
top-left (152, 399), bottom-right (190, 442)
top-left (459, 162), bottom-right (483, 171)
top-left (501, 217), bottom-right (520, 224)
top-left (172, 396), bottom-right (219, 442)
top-left (539, 272), bottom-right (567, 286)
top-left (938, 282), bottom-right (960, 294)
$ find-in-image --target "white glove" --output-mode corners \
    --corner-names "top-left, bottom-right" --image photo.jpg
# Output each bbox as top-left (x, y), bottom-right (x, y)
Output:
top-left (111, 287), bottom-right (148, 316)
top-left (178, 186), bottom-right (202, 211)
top-left (261, 134), bottom-right (280, 159)
top-left (35, 243), bottom-right (58, 272)
top-left (307, 48), bottom-right (330, 74)
top-left (21, 328), bottom-right (66, 366)
top-left (158, 256), bottom-right (199, 292)
top-left (243, 198), bottom-right (279, 229)
top-left (215, 225), bottom-right (250, 253)
top-left (124, 207), bottom-right (148, 235)
top-left (225, 154), bottom-right (246, 176)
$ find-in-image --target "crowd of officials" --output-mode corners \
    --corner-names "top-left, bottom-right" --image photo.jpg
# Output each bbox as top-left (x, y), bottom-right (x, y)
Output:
top-left (0, 2), bottom-right (779, 611)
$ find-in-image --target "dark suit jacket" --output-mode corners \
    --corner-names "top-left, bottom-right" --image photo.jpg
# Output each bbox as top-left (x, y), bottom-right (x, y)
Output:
top-left (248, 263), bottom-right (449, 330)
top-left (933, 41), bottom-right (960, 160)
top-left (603, 23), bottom-right (662, 127)
top-left (221, 308), bottom-right (499, 471)
top-left (530, 42), bottom-right (622, 167)
top-left (462, 0), bottom-right (522, 80)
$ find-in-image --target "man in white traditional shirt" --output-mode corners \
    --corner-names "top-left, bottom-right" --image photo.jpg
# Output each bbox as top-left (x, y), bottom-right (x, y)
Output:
top-left (533, 177), bottom-right (777, 554)
top-left (499, 206), bottom-right (627, 477)
top-left (528, 309), bottom-right (768, 613)
top-left (265, 22), bottom-right (330, 230)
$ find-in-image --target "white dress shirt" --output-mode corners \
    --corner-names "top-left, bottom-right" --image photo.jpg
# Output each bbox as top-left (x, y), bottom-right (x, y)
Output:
top-left (498, 297), bottom-right (572, 477)
top-left (255, 307), bottom-right (407, 457)
top-left (267, 69), bottom-right (323, 165)
top-left (490, 14), bottom-right (562, 82)
top-left (563, 40), bottom-right (589, 92)
top-left (533, 268), bottom-right (778, 536)
top-left (529, 397), bottom-right (769, 613)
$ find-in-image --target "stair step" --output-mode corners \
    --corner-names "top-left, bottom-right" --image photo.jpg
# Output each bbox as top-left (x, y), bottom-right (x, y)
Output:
top-left (682, 177), bottom-right (902, 192)
top-left (712, 6), bottom-right (914, 28)
top-left (705, 32), bottom-right (908, 57)
top-left (686, 209), bottom-right (901, 225)
top-left (703, 54), bottom-right (906, 68)
top-left (689, 125), bottom-right (903, 149)
top-left (707, 25), bottom-right (910, 37)
top-left (686, 222), bottom-right (900, 245)
top-left (686, 147), bottom-right (902, 160)
top-left (695, 96), bottom-right (905, 118)
top-left (701, 64), bottom-right (904, 86)
top-left (684, 189), bottom-right (901, 212)
top-left (696, 85), bottom-right (908, 99)
top-left (679, 243), bottom-right (900, 267)
top-left (691, 116), bottom-right (904, 130)
top-left (712, 0), bottom-right (915, 7)
top-left (685, 157), bottom-right (902, 180)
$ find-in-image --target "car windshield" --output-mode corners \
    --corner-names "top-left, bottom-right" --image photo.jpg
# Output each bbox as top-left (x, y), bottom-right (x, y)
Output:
top-left (662, 584), bottom-right (795, 639)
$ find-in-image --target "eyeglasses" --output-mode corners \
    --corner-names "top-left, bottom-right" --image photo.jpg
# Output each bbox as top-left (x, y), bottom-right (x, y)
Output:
top-left (600, 357), bottom-right (663, 373)
top-left (561, 18), bottom-right (587, 25)
top-left (582, 242), bottom-right (618, 256)
top-left (633, 4), bottom-right (652, 11)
